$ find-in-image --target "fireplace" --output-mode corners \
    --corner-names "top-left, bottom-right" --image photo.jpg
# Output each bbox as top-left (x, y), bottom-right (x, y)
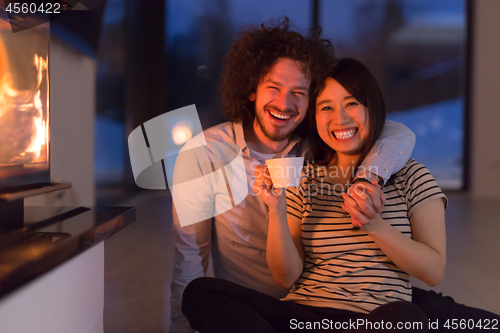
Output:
top-left (0, 17), bottom-right (70, 229)
top-left (0, 15), bottom-right (49, 178)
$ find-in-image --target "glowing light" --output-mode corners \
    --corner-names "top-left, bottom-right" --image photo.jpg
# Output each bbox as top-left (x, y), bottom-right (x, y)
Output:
top-left (0, 50), bottom-right (49, 163)
top-left (172, 122), bottom-right (193, 145)
top-left (0, 74), bottom-right (17, 119)
top-left (23, 55), bottom-right (48, 161)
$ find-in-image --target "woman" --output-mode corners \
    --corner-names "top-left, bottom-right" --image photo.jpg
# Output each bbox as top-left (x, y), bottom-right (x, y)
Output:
top-left (181, 58), bottom-right (443, 333)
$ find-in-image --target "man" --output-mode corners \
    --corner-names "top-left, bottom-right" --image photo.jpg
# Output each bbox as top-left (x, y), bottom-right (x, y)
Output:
top-left (169, 19), bottom-right (416, 333)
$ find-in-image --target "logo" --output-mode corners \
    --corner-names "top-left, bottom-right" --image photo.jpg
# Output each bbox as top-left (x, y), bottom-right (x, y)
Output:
top-left (127, 105), bottom-right (248, 226)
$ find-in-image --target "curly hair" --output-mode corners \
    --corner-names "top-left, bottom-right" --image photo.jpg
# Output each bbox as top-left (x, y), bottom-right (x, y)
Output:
top-left (220, 17), bottom-right (336, 136)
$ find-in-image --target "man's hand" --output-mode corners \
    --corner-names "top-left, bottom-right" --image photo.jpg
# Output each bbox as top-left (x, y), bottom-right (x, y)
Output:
top-left (341, 180), bottom-right (386, 228)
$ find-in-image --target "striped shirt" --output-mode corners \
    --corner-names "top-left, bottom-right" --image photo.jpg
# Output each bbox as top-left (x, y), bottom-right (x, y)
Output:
top-left (282, 159), bottom-right (447, 313)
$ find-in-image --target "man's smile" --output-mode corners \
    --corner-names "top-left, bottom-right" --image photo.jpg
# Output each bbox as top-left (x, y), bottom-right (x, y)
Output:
top-left (265, 106), bottom-right (297, 125)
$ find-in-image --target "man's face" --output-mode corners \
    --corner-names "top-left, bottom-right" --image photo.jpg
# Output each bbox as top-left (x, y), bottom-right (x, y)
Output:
top-left (250, 58), bottom-right (310, 142)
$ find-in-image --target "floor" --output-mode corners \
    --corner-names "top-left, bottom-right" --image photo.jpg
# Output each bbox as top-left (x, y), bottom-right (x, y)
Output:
top-left (103, 191), bottom-right (500, 333)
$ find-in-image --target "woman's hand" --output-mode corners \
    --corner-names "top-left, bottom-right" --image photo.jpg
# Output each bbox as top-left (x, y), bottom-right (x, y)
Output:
top-left (253, 165), bottom-right (286, 210)
top-left (254, 164), bottom-right (304, 288)
top-left (343, 179), bottom-right (446, 287)
top-left (341, 180), bottom-right (386, 228)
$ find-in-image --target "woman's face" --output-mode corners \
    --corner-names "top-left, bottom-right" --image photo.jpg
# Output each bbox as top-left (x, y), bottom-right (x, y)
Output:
top-left (315, 77), bottom-right (369, 159)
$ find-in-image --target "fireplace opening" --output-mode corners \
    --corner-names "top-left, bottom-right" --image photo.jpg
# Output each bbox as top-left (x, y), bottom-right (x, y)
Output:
top-left (0, 17), bottom-right (55, 229)
top-left (0, 23), bottom-right (49, 177)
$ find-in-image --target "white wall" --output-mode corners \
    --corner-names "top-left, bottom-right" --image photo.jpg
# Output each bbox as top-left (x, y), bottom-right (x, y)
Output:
top-left (470, 0), bottom-right (500, 199)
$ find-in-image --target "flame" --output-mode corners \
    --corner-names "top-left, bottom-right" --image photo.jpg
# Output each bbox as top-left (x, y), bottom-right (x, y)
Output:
top-left (0, 74), bottom-right (18, 118)
top-left (0, 50), bottom-right (49, 164)
top-left (24, 54), bottom-right (49, 160)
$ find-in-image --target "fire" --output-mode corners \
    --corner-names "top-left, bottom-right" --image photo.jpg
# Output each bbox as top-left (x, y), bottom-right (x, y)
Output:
top-left (24, 54), bottom-right (49, 161)
top-left (0, 73), bottom-right (18, 118)
top-left (0, 50), bottom-right (49, 164)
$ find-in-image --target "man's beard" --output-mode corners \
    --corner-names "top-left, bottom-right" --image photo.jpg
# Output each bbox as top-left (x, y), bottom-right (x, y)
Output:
top-left (255, 106), bottom-right (300, 142)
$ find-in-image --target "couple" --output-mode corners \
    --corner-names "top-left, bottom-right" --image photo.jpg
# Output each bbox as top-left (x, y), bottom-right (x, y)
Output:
top-left (170, 18), bottom-right (499, 332)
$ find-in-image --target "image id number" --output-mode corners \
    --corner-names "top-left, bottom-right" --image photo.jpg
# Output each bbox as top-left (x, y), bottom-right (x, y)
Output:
top-left (6, 2), bottom-right (61, 14)
top-left (444, 319), bottom-right (498, 330)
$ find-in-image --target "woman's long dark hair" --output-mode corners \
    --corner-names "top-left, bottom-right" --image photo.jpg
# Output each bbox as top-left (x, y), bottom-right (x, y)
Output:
top-left (310, 58), bottom-right (386, 177)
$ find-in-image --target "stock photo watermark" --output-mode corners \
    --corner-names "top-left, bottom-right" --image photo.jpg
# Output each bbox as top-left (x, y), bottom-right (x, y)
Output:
top-left (251, 161), bottom-right (379, 198)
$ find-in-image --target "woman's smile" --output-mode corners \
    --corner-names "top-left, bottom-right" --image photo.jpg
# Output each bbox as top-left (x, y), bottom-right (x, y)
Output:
top-left (332, 127), bottom-right (359, 141)
top-left (316, 78), bottom-right (369, 158)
